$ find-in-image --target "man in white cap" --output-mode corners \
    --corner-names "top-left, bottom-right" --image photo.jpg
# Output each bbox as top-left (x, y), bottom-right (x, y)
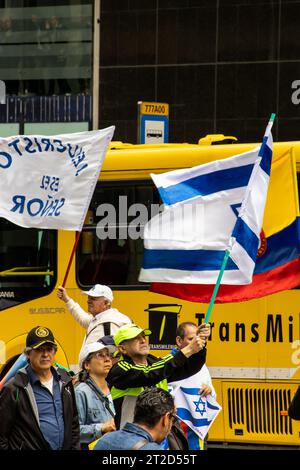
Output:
top-left (57, 284), bottom-right (132, 358)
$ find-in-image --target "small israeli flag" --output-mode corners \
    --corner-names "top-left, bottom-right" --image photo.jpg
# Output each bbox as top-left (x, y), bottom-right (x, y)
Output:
top-left (172, 386), bottom-right (222, 440)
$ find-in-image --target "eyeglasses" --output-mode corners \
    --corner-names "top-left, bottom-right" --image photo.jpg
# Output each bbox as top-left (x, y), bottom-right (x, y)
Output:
top-left (92, 351), bottom-right (112, 359)
top-left (168, 412), bottom-right (177, 424)
top-left (34, 345), bottom-right (57, 354)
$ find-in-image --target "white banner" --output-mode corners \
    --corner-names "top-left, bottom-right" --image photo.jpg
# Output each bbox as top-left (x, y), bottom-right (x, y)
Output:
top-left (0, 126), bottom-right (114, 231)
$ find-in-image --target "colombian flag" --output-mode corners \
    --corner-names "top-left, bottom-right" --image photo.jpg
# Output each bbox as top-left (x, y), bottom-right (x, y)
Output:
top-left (179, 421), bottom-right (205, 450)
top-left (151, 148), bottom-right (300, 303)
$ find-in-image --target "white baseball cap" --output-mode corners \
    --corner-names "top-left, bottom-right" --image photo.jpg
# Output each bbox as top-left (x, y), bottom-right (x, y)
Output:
top-left (79, 342), bottom-right (109, 368)
top-left (82, 284), bottom-right (113, 303)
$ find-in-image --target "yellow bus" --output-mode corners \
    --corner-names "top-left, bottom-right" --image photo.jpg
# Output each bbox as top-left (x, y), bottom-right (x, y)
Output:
top-left (1, 135), bottom-right (300, 447)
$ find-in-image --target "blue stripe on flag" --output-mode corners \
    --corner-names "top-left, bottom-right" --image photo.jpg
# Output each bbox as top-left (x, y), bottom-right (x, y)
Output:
top-left (177, 407), bottom-right (212, 427)
top-left (157, 164), bottom-right (254, 205)
top-left (142, 248), bottom-right (239, 271)
top-left (180, 387), bottom-right (201, 395)
top-left (231, 218), bottom-right (259, 262)
top-left (206, 401), bottom-right (221, 411)
top-left (259, 137), bottom-right (272, 176)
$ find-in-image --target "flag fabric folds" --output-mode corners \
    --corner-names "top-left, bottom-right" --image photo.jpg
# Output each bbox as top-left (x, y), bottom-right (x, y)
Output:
top-left (169, 374), bottom-right (222, 440)
top-left (139, 121), bottom-right (273, 288)
top-left (0, 126), bottom-right (114, 231)
top-left (151, 147), bottom-right (300, 302)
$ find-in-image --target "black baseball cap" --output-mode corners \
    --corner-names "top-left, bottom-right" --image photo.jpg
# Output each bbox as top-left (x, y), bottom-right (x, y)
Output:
top-left (26, 326), bottom-right (57, 349)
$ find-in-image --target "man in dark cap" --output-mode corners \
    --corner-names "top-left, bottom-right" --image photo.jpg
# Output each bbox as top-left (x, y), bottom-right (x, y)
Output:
top-left (0, 326), bottom-right (80, 450)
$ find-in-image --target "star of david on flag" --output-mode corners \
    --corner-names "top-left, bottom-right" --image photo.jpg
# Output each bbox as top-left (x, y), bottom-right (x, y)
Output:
top-left (193, 395), bottom-right (206, 415)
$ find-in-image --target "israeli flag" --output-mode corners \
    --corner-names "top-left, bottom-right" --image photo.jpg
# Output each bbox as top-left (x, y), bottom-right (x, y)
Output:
top-left (171, 385), bottom-right (222, 440)
top-left (139, 119), bottom-right (273, 285)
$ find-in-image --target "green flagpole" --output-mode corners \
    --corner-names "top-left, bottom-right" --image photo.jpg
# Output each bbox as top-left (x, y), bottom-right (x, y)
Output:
top-left (204, 250), bottom-right (230, 323)
top-left (204, 112), bottom-right (276, 324)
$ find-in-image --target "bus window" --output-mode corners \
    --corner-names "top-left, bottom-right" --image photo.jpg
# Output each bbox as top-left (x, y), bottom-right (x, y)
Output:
top-left (76, 181), bottom-right (161, 288)
top-left (0, 218), bottom-right (57, 310)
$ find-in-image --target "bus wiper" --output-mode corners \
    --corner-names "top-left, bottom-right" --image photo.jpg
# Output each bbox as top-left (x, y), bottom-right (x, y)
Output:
top-left (0, 267), bottom-right (54, 276)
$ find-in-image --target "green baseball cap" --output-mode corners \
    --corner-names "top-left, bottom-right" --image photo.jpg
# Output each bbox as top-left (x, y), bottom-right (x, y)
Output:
top-left (114, 324), bottom-right (152, 346)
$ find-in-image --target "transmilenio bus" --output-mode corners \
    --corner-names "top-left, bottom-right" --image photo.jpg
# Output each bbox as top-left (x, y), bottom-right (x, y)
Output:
top-left (1, 135), bottom-right (300, 448)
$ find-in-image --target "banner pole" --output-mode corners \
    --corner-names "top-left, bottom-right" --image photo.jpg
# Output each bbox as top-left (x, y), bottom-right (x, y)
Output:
top-left (62, 231), bottom-right (81, 288)
top-left (204, 250), bottom-right (230, 324)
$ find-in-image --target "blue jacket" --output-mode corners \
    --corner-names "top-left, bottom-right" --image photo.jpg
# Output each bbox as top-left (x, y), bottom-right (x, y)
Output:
top-left (75, 378), bottom-right (115, 444)
top-left (93, 422), bottom-right (162, 450)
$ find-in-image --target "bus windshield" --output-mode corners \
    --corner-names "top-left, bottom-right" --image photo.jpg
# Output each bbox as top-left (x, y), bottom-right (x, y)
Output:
top-left (0, 219), bottom-right (57, 310)
top-left (76, 180), bottom-right (161, 288)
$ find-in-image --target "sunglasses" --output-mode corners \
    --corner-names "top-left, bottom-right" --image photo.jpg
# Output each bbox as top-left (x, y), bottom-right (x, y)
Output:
top-left (168, 412), bottom-right (178, 424)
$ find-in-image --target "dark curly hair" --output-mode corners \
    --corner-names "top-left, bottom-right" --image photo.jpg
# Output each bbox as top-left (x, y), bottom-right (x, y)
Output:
top-left (134, 387), bottom-right (174, 428)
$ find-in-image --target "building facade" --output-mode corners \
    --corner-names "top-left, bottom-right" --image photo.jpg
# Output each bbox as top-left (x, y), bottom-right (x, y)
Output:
top-left (0, 0), bottom-right (300, 143)
top-left (100, 0), bottom-right (300, 143)
top-left (0, 0), bottom-right (92, 135)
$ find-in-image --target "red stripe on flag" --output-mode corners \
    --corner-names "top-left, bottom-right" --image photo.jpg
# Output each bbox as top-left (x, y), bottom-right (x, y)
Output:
top-left (179, 419), bottom-right (189, 438)
top-left (151, 257), bottom-right (300, 303)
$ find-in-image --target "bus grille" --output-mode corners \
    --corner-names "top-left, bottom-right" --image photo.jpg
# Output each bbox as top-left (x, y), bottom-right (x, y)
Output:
top-left (227, 386), bottom-right (293, 435)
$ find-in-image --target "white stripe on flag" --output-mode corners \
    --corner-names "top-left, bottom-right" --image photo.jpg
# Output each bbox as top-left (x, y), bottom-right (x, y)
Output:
top-left (139, 121), bottom-right (273, 286)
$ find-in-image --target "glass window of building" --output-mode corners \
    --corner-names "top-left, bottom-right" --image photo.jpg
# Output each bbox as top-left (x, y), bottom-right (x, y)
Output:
top-left (0, 0), bottom-right (92, 96)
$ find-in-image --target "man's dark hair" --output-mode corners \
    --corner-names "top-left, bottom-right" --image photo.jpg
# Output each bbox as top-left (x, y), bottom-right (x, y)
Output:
top-left (176, 321), bottom-right (197, 339)
top-left (134, 388), bottom-right (174, 428)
